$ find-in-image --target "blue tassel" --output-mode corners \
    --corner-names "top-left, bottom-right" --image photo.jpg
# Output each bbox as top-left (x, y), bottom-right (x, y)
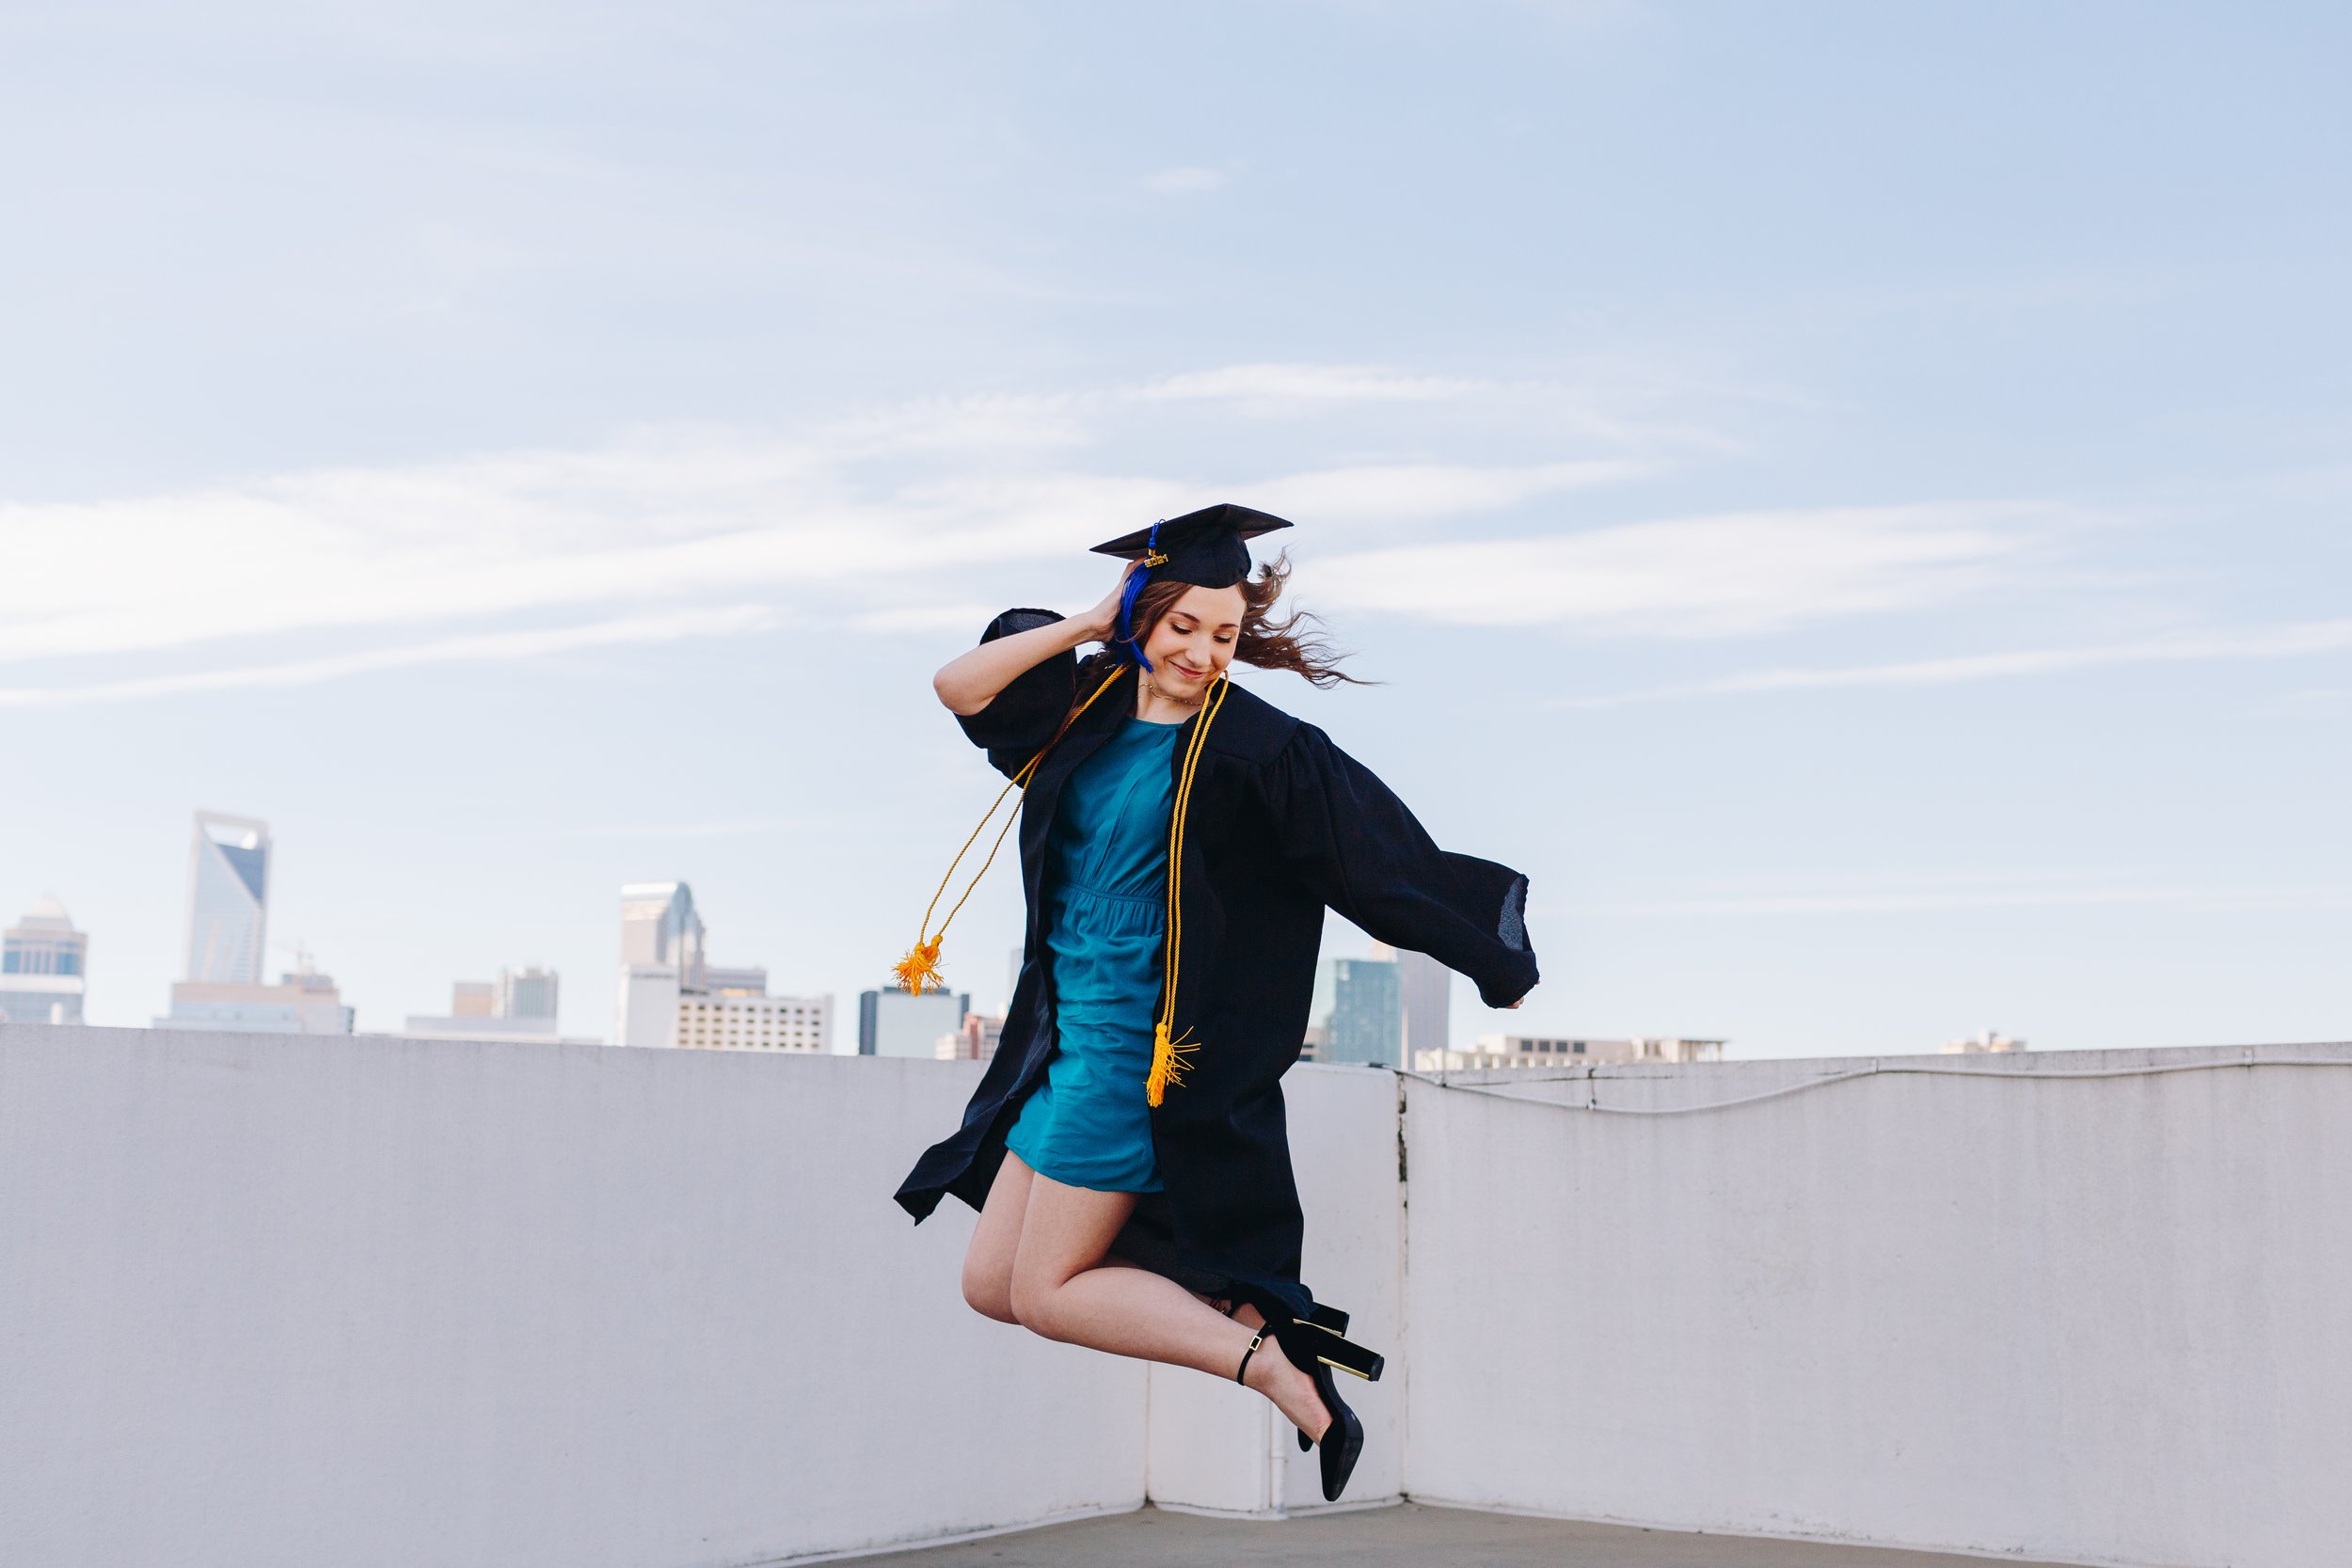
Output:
top-left (1115, 521), bottom-right (1164, 669)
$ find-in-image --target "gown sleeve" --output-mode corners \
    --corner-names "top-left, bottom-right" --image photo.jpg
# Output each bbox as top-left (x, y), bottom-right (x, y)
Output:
top-left (1257, 721), bottom-right (1541, 1009)
top-left (954, 608), bottom-right (1081, 780)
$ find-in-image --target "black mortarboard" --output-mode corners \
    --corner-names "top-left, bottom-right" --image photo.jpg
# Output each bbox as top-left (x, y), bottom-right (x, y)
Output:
top-left (1090, 502), bottom-right (1294, 590)
top-left (1089, 503), bottom-right (1294, 667)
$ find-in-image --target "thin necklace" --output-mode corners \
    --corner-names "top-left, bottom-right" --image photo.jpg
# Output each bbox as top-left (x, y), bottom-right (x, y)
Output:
top-left (1143, 674), bottom-right (1204, 710)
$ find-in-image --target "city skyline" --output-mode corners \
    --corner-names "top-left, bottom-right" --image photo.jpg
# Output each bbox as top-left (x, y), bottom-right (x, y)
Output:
top-left (3, 4), bottom-right (2345, 1056)
top-left (0, 830), bottom-right (1708, 1051)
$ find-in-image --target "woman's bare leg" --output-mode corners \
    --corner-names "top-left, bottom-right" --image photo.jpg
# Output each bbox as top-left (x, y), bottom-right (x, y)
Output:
top-left (1009, 1170), bottom-right (1330, 1439)
top-left (960, 1152), bottom-right (1035, 1323)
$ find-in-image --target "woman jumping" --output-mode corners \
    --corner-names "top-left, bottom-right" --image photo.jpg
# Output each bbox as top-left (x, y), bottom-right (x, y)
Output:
top-left (894, 503), bottom-right (1539, 1500)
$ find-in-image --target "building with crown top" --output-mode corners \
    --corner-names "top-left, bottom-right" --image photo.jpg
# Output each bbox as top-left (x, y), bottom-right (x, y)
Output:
top-left (2, 895), bottom-right (88, 1024)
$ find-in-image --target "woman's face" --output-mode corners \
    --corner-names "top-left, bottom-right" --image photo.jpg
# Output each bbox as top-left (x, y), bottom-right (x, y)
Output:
top-left (1141, 583), bottom-right (1247, 698)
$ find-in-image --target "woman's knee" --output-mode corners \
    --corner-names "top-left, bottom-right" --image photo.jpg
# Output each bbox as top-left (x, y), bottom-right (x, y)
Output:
top-left (961, 1244), bottom-right (1020, 1323)
top-left (1007, 1273), bottom-right (1069, 1338)
top-left (961, 1265), bottom-right (1019, 1324)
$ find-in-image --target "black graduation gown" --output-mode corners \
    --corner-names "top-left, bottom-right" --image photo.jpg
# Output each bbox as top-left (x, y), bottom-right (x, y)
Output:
top-left (894, 609), bottom-right (1540, 1323)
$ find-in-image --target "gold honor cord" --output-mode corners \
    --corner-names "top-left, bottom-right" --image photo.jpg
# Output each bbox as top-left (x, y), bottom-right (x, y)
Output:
top-left (1146, 673), bottom-right (1231, 1107)
top-left (894, 667), bottom-right (1131, 997)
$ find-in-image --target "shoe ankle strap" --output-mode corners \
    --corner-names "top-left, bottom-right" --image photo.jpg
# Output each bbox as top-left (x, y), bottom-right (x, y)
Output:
top-left (1232, 1327), bottom-right (1267, 1385)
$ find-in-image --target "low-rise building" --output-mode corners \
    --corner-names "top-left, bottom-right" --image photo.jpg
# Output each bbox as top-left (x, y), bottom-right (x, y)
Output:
top-left (405, 967), bottom-right (573, 1042)
top-left (678, 990), bottom-right (834, 1053)
top-left (159, 967), bottom-right (355, 1035)
top-left (937, 1012), bottom-right (1005, 1061)
top-left (1421, 1035), bottom-right (1726, 1070)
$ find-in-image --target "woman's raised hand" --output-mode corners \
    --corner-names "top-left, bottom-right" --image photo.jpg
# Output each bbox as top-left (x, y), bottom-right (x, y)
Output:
top-left (934, 562), bottom-right (1142, 714)
top-left (1079, 559), bottom-right (1142, 642)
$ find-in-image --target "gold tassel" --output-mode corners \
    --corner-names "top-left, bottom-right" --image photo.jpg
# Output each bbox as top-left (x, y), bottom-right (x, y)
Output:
top-left (1144, 673), bottom-right (1230, 1107)
top-left (893, 668), bottom-right (1129, 997)
top-left (1146, 1022), bottom-right (1198, 1107)
top-left (893, 937), bottom-right (946, 996)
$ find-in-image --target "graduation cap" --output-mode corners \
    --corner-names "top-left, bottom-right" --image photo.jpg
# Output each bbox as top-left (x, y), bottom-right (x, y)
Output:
top-left (1090, 502), bottom-right (1294, 668)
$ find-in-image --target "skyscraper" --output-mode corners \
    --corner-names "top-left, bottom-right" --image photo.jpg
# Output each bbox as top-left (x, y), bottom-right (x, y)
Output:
top-left (1302, 957), bottom-right (1340, 1059)
top-left (184, 811), bottom-right (270, 985)
top-left (1372, 941), bottom-right (1451, 1060)
top-left (1, 895), bottom-right (88, 1024)
top-left (497, 966), bottom-right (560, 1020)
top-left (619, 882), bottom-right (706, 990)
top-left (1327, 956), bottom-right (1403, 1067)
top-left (858, 988), bottom-right (970, 1057)
top-left (613, 882), bottom-right (828, 1050)
top-left (618, 881), bottom-right (702, 1047)
top-left (161, 815), bottom-right (353, 1035)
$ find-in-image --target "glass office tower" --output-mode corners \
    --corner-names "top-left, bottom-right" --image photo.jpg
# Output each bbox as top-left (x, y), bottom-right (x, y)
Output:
top-left (184, 812), bottom-right (270, 985)
top-left (1327, 956), bottom-right (1404, 1067)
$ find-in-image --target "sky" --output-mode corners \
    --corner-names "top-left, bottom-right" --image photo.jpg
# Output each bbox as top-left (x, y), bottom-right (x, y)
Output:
top-left (3, 0), bottom-right (2346, 1057)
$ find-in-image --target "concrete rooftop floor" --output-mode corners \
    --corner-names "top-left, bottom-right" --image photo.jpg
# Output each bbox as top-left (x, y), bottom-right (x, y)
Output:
top-left (843, 1503), bottom-right (2087, 1567)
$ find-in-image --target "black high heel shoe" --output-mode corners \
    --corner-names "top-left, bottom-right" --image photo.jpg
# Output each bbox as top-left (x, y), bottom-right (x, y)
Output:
top-left (1223, 1302), bottom-right (1383, 1442)
top-left (1233, 1317), bottom-right (1382, 1499)
top-left (1273, 1319), bottom-right (1371, 1500)
top-left (1278, 1316), bottom-right (1382, 1453)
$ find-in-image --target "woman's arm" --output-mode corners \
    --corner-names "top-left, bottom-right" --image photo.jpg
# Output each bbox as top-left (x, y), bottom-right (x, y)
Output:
top-left (1257, 722), bottom-right (1541, 1009)
top-left (933, 563), bottom-right (1136, 715)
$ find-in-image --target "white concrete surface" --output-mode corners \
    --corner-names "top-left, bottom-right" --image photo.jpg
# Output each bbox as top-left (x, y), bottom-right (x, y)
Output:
top-left (0, 1026), bottom-right (1143, 1568)
top-left (6, 1025), bottom-right (2344, 1568)
top-left (1400, 1046), bottom-right (2352, 1568)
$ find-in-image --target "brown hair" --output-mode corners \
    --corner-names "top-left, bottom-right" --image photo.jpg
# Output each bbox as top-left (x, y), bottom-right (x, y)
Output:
top-left (1078, 549), bottom-right (1369, 692)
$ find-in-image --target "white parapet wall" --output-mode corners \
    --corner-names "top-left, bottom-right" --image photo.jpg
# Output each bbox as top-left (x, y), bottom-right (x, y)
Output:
top-left (6, 1026), bottom-right (2347, 1568)
top-left (1399, 1046), bottom-right (2352, 1568)
top-left (0, 1026), bottom-right (1147, 1568)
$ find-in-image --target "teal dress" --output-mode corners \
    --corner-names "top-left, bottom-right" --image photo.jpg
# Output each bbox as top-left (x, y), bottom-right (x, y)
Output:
top-left (1005, 712), bottom-right (1184, 1193)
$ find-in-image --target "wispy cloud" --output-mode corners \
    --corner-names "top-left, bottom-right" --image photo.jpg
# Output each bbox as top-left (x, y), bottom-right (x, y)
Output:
top-left (1141, 166), bottom-right (1230, 195)
top-left (1252, 460), bottom-right (1643, 524)
top-left (1560, 619), bottom-right (2352, 707)
top-left (1136, 363), bottom-right (1485, 404)
top-left (848, 600), bottom-right (1014, 636)
top-left (539, 815), bottom-right (818, 841)
top-left (1315, 504), bottom-right (2065, 634)
top-left (1, 371), bottom-right (2079, 720)
top-left (0, 607), bottom-right (773, 709)
top-left (0, 436), bottom-right (1153, 667)
top-left (0, 365), bottom-right (1702, 681)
